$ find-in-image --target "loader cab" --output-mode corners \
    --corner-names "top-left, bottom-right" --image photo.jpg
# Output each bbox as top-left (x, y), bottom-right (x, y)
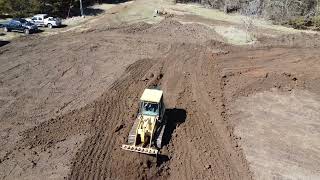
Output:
top-left (141, 102), bottom-right (159, 116)
top-left (139, 89), bottom-right (165, 119)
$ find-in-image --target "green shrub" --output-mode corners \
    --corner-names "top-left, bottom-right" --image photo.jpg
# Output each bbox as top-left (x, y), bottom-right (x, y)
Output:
top-left (288, 17), bottom-right (308, 29)
top-left (312, 16), bottom-right (320, 28)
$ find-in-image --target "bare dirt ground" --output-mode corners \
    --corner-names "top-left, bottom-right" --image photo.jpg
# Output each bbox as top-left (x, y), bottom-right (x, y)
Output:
top-left (1, 0), bottom-right (320, 179)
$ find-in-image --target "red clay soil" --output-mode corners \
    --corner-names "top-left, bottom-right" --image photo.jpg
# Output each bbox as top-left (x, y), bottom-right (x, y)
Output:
top-left (1, 16), bottom-right (320, 180)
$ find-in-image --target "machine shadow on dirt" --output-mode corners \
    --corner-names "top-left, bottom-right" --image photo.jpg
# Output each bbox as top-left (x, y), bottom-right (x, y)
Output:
top-left (54, 24), bottom-right (68, 29)
top-left (0, 40), bottom-right (10, 47)
top-left (157, 108), bottom-right (187, 166)
top-left (80, 0), bottom-right (131, 16)
top-left (85, 7), bottom-right (105, 16)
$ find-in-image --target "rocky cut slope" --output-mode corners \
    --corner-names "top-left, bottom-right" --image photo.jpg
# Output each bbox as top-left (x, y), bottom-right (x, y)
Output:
top-left (177, 0), bottom-right (318, 22)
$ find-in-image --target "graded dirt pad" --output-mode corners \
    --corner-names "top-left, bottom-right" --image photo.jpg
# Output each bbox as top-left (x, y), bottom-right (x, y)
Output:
top-left (1, 2), bottom-right (320, 180)
top-left (216, 46), bottom-right (320, 179)
top-left (233, 90), bottom-right (320, 179)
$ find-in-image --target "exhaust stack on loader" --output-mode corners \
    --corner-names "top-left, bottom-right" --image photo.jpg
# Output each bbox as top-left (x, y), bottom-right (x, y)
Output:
top-left (121, 88), bottom-right (166, 155)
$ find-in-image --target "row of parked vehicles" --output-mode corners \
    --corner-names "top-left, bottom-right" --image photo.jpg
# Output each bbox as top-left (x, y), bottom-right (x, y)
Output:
top-left (2, 14), bottom-right (62, 35)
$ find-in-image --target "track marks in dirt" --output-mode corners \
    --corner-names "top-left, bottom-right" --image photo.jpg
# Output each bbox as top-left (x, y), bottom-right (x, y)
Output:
top-left (19, 42), bottom-right (254, 180)
top-left (20, 106), bottom-right (93, 149)
top-left (17, 58), bottom-right (163, 179)
top-left (218, 47), bottom-right (309, 104)
top-left (69, 58), bottom-right (165, 180)
top-left (157, 43), bottom-right (252, 180)
top-left (67, 43), bottom-right (253, 180)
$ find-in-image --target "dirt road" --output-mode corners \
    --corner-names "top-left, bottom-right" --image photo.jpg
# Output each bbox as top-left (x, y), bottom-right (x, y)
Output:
top-left (1, 0), bottom-right (320, 179)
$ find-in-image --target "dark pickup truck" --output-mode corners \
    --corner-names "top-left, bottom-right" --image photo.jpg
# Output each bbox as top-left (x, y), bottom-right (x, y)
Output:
top-left (3, 18), bottom-right (38, 34)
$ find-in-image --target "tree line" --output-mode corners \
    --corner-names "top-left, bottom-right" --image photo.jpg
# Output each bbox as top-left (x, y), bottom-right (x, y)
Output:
top-left (0, 0), bottom-right (109, 18)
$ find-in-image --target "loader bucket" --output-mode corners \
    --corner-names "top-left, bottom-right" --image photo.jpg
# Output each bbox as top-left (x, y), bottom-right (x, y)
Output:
top-left (121, 144), bottom-right (158, 155)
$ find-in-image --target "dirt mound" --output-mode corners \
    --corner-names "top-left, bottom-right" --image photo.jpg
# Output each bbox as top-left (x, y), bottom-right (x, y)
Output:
top-left (142, 19), bottom-right (184, 34)
top-left (117, 22), bottom-right (153, 33)
top-left (257, 33), bottom-right (320, 48)
top-left (222, 71), bottom-right (303, 102)
top-left (141, 19), bottom-right (222, 43)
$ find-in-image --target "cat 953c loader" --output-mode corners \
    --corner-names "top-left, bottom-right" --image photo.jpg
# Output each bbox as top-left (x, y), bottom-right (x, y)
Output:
top-left (121, 88), bottom-right (166, 155)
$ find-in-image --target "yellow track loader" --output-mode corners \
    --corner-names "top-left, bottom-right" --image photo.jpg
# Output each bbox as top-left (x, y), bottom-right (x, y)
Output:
top-left (121, 88), bottom-right (166, 155)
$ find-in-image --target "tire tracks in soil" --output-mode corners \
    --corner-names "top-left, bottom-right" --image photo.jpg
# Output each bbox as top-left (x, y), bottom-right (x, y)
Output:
top-left (19, 43), bottom-right (252, 180)
top-left (69, 59), bottom-right (160, 180)
top-left (159, 43), bottom-right (252, 180)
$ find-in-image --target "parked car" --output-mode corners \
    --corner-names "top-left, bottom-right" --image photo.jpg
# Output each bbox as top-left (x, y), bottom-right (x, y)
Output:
top-left (3, 19), bottom-right (38, 35)
top-left (30, 14), bottom-right (62, 28)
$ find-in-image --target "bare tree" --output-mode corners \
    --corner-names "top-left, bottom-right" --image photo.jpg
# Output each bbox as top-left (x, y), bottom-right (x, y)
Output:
top-left (317, 0), bottom-right (320, 15)
top-left (241, 16), bottom-right (254, 43)
top-left (240, 0), bottom-right (260, 44)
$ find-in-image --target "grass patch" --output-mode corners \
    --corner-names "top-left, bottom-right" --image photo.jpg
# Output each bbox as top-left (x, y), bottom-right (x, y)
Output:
top-left (288, 17), bottom-right (309, 29)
